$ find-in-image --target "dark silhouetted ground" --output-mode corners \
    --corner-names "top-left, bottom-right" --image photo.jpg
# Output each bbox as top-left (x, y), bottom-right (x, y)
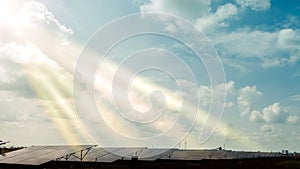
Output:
top-left (0, 157), bottom-right (299, 169)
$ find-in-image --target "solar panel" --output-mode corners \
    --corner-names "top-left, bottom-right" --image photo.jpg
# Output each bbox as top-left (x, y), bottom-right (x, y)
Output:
top-left (0, 146), bottom-right (285, 165)
top-left (70, 147), bottom-right (109, 162)
top-left (169, 149), bottom-right (280, 160)
top-left (96, 153), bottom-right (122, 163)
top-left (0, 146), bottom-right (50, 164)
top-left (108, 147), bottom-right (145, 158)
top-left (0, 146), bottom-right (47, 161)
top-left (72, 147), bottom-right (145, 162)
top-left (224, 151), bottom-right (283, 159)
top-left (87, 148), bottom-right (124, 163)
top-left (138, 148), bottom-right (177, 161)
top-left (0, 145), bottom-right (94, 165)
top-left (67, 147), bottom-right (113, 162)
top-left (168, 150), bottom-right (217, 160)
top-left (209, 150), bottom-right (228, 159)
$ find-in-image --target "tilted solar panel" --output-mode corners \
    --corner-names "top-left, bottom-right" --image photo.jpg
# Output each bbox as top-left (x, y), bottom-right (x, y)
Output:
top-left (138, 148), bottom-right (177, 161)
top-left (0, 145), bottom-right (94, 165)
top-left (73, 147), bottom-right (144, 162)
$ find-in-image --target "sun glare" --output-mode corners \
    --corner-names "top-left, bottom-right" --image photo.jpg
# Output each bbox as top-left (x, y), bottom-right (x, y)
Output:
top-left (0, 0), bottom-right (16, 23)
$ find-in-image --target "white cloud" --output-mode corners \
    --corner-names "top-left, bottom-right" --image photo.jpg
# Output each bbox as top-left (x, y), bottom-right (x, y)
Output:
top-left (0, 42), bottom-right (72, 100)
top-left (260, 124), bottom-right (273, 133)
top-left (0, 0), bottom-right (76, 99)
top-left (213, 28), bottom-right (300, 69)
top-left (0, 91), bottom-right (47, 122)
top-left (16, 1), bottom-right (73, 38)
top-left (217, 80), bottom-right (235, 95)
top-left (140, 0), bottom-right (211, 20)
top-left (278, 29), bottom-right (300, 50)
top-left (287, 115), bottom-right (299, 125)
top-left (276, 29), bottom-right (300, 65)
top-left (0, 1), bottom-right (75, 72)
top-left (140, 1), bottom-right (238, 35)
top-left (237, 86), bottom-right (298, 124)
top-left (139, 0), bottom-right (300, 70)
top-left (249, 110), bottom-right (263, 122)
top-left (236, 0), bottom-right (271, 11)
top-left (196, 3), bottom-right (237, 32)
top-left (197, 81), bottom-right (235, 109)
top-left (238, 86), bottom-right (263, 116)
top-left (214, 29), bottom-right (277, 58)
top-left (0, 1), bottom-right (73, 44)
top-left (262, 103), bottom-right (288, 123)
top-left (0, 1), bottom-right (84, 145)
top-left (163, 23), bottom-right (177, 33)
top-left (198, 85), bottom-right (212, 107)
top-left (260, 57), bottom-right (290, 68)
top-left (248, 102), bottom-right (298, 125)
top-left (281, 16), bottom-right (300, 29)
top-left (0, 42), bottom-right (54, 65)
top-left (215, 3), bottom-right (238, 20)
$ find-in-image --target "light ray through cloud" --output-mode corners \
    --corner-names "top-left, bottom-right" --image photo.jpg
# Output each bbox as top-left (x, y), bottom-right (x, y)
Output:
top-left (23, 55), bottom-right (86, 144)
top-left (76, 45), bottom-right (263, 149)
top-left (1, 0), bottom-right (298, 152)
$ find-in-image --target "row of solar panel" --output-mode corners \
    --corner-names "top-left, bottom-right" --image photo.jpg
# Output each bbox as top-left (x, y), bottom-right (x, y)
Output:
top-left (0, 146), bottom-right (283, 166)
top-left (0, 145), bottom-right (94, 165)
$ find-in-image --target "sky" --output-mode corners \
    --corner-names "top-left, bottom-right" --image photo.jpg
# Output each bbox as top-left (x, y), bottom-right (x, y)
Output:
top-left (0, 0), bottom-right (299, 152)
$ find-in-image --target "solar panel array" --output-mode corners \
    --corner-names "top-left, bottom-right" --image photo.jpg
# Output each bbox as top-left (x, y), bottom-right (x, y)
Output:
top-left (0, 146), bottom-right (284, 166)
top-left (69, 147), bottom-right (145, 162)
top-left (167, 150), bottom-right (282, 160)
top-left (138, 148), bottom-right (176, 161)
top-left (165, 150), bottom-right (214, 160)
top-left (68, 148), bottom-right (282, 162)
top-left (0, 145), bottom-right (93, 165)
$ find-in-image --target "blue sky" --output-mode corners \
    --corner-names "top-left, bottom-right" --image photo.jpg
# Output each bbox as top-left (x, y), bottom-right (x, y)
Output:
top-left (0, 0), bottom-right (299, 152)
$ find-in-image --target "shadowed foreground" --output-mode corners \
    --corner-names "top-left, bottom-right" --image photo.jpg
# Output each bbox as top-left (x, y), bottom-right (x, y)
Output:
top-left (0, 157), bottom-right (299, 169)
